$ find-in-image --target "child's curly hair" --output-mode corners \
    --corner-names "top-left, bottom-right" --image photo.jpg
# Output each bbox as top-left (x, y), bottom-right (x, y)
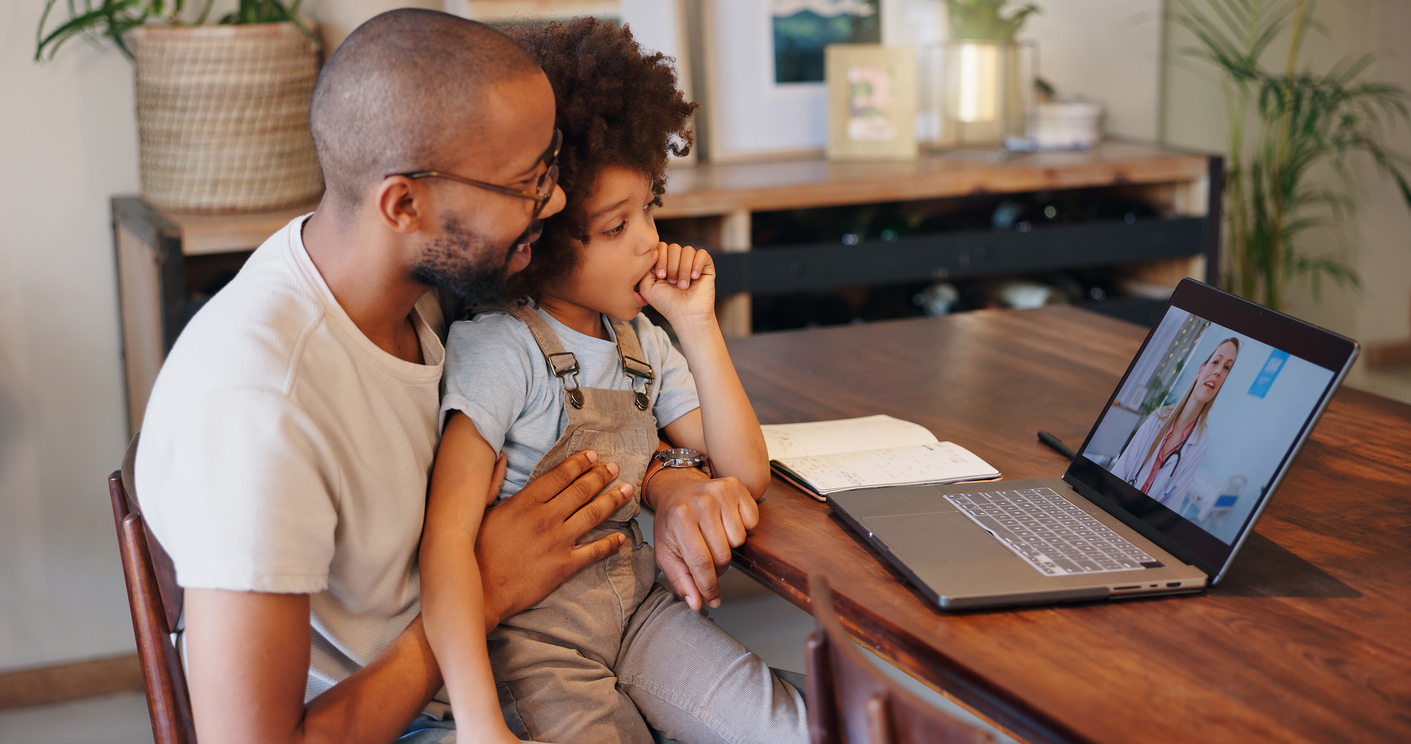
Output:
top-left (505, 18), bottom-right (697, 300)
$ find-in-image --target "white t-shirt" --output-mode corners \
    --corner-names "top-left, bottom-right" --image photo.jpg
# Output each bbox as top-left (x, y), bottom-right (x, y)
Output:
top-left (136, 215), bottom-right (447, 704)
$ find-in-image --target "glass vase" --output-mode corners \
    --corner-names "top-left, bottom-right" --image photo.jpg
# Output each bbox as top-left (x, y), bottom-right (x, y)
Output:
top-left (921, 41), bottom-right (1036, 151)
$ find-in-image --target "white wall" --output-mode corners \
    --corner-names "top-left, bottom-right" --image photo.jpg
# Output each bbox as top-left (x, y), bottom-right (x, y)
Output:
top-left (0, 3), bottom-right (140, 670)
top-left (1353, 1), bottom-right (1411, 345)
top-left (1024, 0), bottom-right (1164, 140)
top-left (1161, 0), bottom-right (1411, 345)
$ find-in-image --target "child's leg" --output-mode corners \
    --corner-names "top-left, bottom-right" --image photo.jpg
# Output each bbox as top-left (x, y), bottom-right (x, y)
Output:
top-left (491, 628), bottom-right (654, 744)
top-left (489, 530), bottom-right (657, 744)
top-left (614, 583), bottom-right (809, 744)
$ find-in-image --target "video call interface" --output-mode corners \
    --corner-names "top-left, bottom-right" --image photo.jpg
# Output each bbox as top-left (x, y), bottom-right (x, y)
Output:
top-left (1079, 307), bottom-right (1335, 546)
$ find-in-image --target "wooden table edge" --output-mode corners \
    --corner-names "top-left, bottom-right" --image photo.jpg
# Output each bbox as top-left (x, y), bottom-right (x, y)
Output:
top-left (731, 503), bottom-right (1091, 744)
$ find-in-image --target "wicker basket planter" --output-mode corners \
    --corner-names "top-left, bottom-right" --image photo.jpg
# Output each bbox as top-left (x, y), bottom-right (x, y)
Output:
top-left (128, 23), bottom-right (323, 213)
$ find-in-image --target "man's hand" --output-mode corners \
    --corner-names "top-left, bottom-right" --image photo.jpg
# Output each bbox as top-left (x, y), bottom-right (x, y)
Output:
top-left (476, 450), bottom-right (634, 631)
top-left (646, 465), bottom-right (759, 611)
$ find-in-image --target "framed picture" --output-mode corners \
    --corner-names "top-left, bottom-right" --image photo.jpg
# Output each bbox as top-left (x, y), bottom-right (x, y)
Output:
top-left (825, 44), bottom-right (916, 160)
top-left (694, 0), bottom-right (919, 163)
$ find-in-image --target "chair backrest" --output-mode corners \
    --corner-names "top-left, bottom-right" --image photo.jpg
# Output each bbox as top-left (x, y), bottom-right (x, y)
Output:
top-left (805, 574), bottom-right (995, 744)
top-left (108, 434), bottom-right (197, 744)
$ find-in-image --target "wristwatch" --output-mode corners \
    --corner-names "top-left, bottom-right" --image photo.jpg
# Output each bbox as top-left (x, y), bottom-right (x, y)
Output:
top-left (642, 447), bottom-right (710, 504)
top-left (655, 448), bottom-right (709, 470)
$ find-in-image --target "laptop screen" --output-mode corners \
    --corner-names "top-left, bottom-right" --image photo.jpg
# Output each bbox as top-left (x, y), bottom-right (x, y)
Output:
top-left (1065, 280), bottom-right (1357, 579)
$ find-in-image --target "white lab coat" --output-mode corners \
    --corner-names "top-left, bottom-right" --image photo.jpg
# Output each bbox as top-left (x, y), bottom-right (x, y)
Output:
top-left (1109, 408), bottom-right (1209, 507)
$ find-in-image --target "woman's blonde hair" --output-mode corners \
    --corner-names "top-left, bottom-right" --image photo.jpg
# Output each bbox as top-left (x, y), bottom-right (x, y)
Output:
top-left (1141, 337), bottom-right (1241, 467)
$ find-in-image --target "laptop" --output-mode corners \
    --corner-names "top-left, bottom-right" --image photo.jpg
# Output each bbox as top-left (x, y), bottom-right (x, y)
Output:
top-left (828, 279), bottom-right (1359, 610)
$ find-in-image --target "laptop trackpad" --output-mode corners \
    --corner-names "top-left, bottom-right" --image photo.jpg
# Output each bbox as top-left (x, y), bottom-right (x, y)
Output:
top-left (863, 512), bottom-right (1015, 563)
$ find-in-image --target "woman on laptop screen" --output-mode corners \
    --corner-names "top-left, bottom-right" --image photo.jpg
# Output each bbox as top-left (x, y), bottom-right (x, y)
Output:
top-left (1109, 338), bottom-right (1240, 504)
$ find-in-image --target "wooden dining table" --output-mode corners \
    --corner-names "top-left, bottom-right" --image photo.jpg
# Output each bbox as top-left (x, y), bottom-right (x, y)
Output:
top-left (724, 306), bottom-right (1411, 744)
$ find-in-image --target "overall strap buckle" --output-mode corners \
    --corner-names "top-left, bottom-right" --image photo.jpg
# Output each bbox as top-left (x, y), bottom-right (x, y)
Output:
top-left (546, 352), bottom-right (584, 409)
top-left (610, 317), bottom-right (656, 411)
top-left (620, 354), bottom-right (654, 411)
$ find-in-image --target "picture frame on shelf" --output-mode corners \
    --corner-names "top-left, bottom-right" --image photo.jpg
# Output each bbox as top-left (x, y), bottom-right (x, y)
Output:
top-left (825, 44), bottom-right (916, 160)
top-left (694, 0), bottom-right (913, 163)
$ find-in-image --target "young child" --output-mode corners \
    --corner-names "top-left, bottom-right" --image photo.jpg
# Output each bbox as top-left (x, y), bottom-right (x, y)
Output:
top-left (420, 17), bottom-right (808, 744)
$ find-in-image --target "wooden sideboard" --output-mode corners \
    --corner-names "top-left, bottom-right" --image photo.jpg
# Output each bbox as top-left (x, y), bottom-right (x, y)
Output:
top-left (111, 141), bottom-right (1220, 434)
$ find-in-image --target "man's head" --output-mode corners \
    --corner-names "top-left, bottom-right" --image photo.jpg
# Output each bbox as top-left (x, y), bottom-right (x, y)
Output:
top-left (309, 9), bottom-right (564, 304)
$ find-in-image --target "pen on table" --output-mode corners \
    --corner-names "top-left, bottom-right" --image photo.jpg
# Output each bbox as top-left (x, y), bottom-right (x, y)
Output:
top-left (1037, 431), bottom-right (1076, 460)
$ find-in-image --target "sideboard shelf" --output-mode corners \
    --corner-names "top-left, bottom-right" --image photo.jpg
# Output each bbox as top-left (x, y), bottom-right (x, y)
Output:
top-left (112, 141), bottom-right (1220, 433)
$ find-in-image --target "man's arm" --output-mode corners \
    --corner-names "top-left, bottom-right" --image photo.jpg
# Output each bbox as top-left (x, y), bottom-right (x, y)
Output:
top-left (184, 451), bottom-right (632, 744)
top-left (185, 589), bottom-right (440, 744)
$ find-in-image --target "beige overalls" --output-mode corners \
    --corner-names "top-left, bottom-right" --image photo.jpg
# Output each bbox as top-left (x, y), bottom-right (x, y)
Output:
top-left (486, 304), bottom-right (806, 744)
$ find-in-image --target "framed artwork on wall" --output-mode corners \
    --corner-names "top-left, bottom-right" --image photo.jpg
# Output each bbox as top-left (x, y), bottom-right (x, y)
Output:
top-left (694, 0), bottom-right (913, 162)
top-left (825, 44), bottom-right (916, 160)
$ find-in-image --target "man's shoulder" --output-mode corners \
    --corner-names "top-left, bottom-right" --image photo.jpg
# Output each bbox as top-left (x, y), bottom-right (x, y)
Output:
top-left (152, 227), bottom-right (328, 402)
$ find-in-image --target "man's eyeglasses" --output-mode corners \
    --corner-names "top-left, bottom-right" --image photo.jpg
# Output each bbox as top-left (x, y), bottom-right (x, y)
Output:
top-left (390, 129), bottom-right (562, 219)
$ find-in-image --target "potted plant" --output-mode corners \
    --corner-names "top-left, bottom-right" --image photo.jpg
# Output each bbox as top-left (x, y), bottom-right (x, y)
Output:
top-left (1172, 0), bottom-right (1411, 311)
top-left (936, 0), bottom-right (1040, 149)
top-left (36, 0), bottom-right (325, 213)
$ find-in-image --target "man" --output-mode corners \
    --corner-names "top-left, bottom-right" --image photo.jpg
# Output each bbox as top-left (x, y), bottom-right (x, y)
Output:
top-left (135, 10), bottom-right (753, 743)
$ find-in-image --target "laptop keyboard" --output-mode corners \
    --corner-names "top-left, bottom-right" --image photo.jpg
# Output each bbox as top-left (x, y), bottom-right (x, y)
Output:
top-left (945, 488), bottom-right (1164, 576)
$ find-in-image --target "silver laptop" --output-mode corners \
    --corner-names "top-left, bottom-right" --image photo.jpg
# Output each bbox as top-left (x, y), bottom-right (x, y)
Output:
top-left (828, 279), bottom-right (1359, 610)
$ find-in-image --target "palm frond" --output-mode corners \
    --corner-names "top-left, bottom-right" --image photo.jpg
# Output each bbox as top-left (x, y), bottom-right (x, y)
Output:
top-left (1181, 0), bottom-right (1411, 309)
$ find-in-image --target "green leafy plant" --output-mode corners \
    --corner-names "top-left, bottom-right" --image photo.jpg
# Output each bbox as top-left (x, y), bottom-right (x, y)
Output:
top-left (35, 0), bottom-right (318, 61)
top-left (1172, 0), bottom-right (1411, 311)
top-left (942, 0), bottom-right (1040, 43)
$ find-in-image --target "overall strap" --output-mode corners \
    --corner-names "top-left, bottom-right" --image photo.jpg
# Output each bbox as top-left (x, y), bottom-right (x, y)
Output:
top-left (609, 317), bottom-right (655, 411)
top-left (503, 302), bottom-right (586, 409)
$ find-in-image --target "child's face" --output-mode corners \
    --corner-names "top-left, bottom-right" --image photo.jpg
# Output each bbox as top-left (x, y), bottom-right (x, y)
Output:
top-left (549, 166), bottom-right (660, 321)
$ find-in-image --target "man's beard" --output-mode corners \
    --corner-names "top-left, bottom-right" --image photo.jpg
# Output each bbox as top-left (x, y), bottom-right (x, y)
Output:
top-left (410, 216), bottom-right (539, 306)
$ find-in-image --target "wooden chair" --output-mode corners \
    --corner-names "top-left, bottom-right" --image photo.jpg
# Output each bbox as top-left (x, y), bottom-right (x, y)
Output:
top-left (805, 574), bottom-right (995, 744)
top-left (108, 434), bottom-right (197, 744)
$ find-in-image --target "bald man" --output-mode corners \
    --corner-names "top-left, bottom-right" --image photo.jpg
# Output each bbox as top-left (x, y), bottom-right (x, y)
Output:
top-left (134, 10), bottom-right (731, 743)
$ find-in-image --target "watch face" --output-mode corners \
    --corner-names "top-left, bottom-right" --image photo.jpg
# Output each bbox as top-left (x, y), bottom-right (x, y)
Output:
top-left (659, 448), bottom-right (705, 467)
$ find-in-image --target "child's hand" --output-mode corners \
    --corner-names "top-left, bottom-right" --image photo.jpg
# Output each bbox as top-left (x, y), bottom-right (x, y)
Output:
top-left (637, 242), bottom-right (715, 328)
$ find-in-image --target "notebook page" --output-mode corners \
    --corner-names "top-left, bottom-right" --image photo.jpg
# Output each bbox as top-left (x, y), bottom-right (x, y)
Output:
top-left (761, 415), bottom-right (939, 460)
top-left (774, 441), bottom-right (999, 494)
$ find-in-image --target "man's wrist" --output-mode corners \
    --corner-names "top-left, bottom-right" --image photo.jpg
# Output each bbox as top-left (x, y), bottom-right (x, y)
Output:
top-left (641, 457), bottom-right (710, 511)
top-left (481, 588), bottom-right (506, 634)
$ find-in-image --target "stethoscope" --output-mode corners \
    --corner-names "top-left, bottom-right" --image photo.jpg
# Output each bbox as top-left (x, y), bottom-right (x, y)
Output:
top-left (1127, 441), bottom-right (1185, 495)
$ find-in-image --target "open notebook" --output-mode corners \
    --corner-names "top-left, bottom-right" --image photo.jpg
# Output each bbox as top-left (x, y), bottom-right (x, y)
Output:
top-left (760, 415), bottom-right (1000, 500)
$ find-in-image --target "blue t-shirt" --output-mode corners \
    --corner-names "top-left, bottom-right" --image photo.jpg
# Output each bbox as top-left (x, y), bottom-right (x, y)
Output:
top-left (441, 306), bottom-right (700, 503)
